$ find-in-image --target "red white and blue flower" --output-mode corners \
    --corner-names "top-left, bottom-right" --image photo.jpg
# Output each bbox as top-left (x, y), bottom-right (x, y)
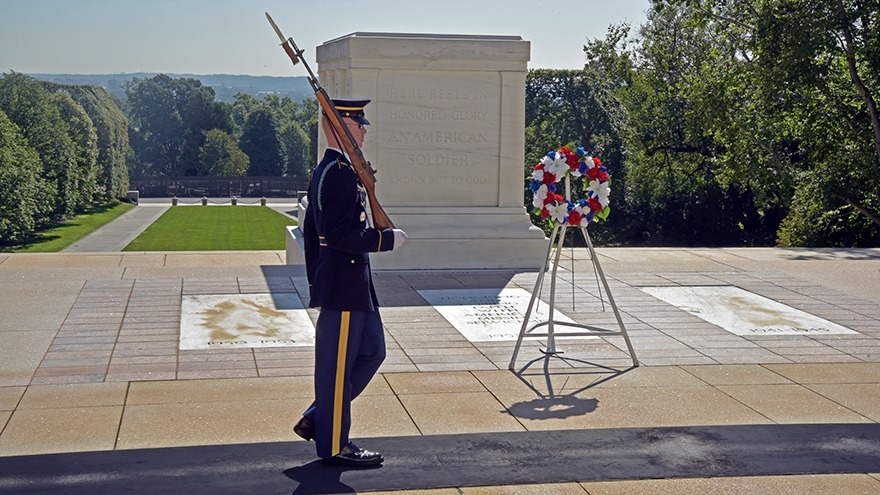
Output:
top-left (529, 146), bottom-right (611, 227)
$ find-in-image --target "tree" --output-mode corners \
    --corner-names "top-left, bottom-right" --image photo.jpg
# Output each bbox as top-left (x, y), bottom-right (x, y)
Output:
top-left (230, 93), bottom-right (260, 137)
top-left (587, 3), bottom-right (795, 246)
top-left (240, 108), bottom-right (285, 176)
top-left (198, 129), bottom-right (249, 176)
top-left (649, 0), bottom-right (880, 246)
top-left (52, 91), bottom-right (99, 208)
top-left (281, 121), bottom-right (310, 177)
top-left (63, 85), bottom-right (130, 199)
top-left (295, 98), bottom-right (319, 168)
top-left (126, 74), bottom-right (232, 176)
top-left (748, 0), bottom-right (880, 245)
top-left (0, 110), bottom-right (53, 242)
top-left (0, 73), bottom-right (79, 217)
top-left (177, 80), bottom-right (234, 175)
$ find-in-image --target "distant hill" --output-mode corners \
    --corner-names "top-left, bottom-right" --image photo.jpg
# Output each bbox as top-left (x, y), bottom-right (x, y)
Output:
top-left (26, 73), bottom-right (313, 103)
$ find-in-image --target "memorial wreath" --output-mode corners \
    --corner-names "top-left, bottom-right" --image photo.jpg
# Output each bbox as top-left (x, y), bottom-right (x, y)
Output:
top-left (529, 146), bottom-right (611, 227)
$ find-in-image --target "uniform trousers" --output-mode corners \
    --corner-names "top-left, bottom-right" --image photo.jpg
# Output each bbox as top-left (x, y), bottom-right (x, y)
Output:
top-left (300, 308), bottom-right (385, 458)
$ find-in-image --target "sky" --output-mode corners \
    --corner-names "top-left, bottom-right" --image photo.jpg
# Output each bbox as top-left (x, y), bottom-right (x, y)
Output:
top-left (0, 0), bottom-right (650, 76)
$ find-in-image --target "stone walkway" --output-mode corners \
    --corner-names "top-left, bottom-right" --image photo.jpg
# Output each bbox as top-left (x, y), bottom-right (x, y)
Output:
top-left (1, 247), bottom-right (879, 493)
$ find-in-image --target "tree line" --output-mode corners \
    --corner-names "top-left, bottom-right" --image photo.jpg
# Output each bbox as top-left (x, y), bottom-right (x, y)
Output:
top-left (0, 73), bottom-right (130, 242)
top-left (0, 72), bottom-right (316, 244)
top-left (125, 74), bottom-right (316, 178)
top-left (526, 0), bottom-right (879, 247)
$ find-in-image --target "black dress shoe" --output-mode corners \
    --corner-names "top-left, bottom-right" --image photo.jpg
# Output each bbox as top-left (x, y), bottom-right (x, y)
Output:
top-left (293, 416), bottom-right (314, 441)
top-left (322, 442), bottom-right (384, 467)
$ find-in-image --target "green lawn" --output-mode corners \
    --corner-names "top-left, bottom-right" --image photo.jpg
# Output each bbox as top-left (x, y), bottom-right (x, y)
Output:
top-left (123, 206), bottom-right (296, 251)
top-left (7, 202), bottom-right (136, 253)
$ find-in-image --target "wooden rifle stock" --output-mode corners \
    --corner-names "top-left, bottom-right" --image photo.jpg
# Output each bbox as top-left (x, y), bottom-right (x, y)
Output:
top-left (265, 12), bottom-right (395, 230)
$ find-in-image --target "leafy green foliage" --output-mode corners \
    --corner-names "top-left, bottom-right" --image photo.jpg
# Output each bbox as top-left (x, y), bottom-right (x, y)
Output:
top-left (231, 93), bottom-right (317, 177)
top-left (125, 74), bottom-right (232, 176)
top-left (198, 129), bottom-right (249, 176)
top-left (59, 84), bottom-right (131, 199)
top-left (752, 0), bottom-right (880, 245)
top-left (52, 91), bottom-right (100, 208)
top-left (281, 121), bottom-right (311, 178)
top-left (0, 74), bottom-right (132, 241)
top-left (240, 108), bottom-right (285, 176)
top-left (555, 0), bottom-right (880, 246)
top-left (0, 110), bottom-right (53, 242)
top-left (0, 73), bottom-right (78, 217)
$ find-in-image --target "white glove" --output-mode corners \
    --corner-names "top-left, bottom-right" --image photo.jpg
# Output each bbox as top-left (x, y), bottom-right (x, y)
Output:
top-left (392, 229), bottom-right (408, 249)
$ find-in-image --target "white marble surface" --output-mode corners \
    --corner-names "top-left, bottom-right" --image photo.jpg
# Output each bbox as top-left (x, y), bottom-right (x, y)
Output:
top-left (311, 32), bottom-right (547, 270)
top-left (640, 286), bottom-right (858, 336)
top-left (418, 288), bottom-right (577, 342)
top-left (180, 293), bottom-right (314, 350)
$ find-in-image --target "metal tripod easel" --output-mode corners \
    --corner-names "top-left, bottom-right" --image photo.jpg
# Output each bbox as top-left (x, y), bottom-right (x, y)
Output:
top-left (509, 177), bottom-right (638, 369)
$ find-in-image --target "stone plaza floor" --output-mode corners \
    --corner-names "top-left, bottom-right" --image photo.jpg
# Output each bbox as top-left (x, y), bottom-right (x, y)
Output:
top-left (1, 235), bottom-right (880, 493)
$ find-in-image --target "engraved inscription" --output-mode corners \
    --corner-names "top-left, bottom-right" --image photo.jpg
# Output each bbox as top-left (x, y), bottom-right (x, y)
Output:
top-left (388, 88), bottom-right (488, 100)
top-left (417, 288), bottom-right (581, 342)
top-left (388, 176), bottom-right (488, 185)
top-left (378, 71), bottom-right (501, 204)
top-left (389, 109), bottom-right (488, 121)
top-left (407, 153), bottom-right (471, 167)
top-left (387, 131), bottom-right (486, 144)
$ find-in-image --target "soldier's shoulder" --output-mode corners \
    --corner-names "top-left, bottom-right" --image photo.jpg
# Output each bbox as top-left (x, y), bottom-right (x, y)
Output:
top-left (324, 160), bottom-right (357, 180)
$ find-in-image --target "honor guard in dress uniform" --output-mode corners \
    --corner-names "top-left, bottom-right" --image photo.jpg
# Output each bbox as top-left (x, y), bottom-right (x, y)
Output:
top-left (294, 98), bottom-right (407, 467)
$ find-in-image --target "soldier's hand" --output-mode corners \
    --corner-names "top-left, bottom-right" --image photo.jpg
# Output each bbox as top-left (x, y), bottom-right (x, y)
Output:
top-left (392, 229), bottom-right (408, 249)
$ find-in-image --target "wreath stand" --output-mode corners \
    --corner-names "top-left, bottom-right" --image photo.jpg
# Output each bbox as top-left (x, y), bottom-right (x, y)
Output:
top-left (509, 176), bottom-right (639, 370)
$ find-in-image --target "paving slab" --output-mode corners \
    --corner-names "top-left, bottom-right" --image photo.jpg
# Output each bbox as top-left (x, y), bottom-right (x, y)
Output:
top-left (764, 362), bottom-right (880, 384)
top-left (0, 387), bottom-right (24, 411)
top-left (351, 393), bottom-right (422, 438)
top-left (717, 384), bottom-right (871, 423)
top-left (0, 331), bottom-right (56, 387)
top-left (0, 405), bottom-right (123, 456)
top-left (397, 391), bottom-right (525, 435)
top-left (680, 364), bottom-right (795, 385)
top-left (0, 281), bottom-right (82, 332)
top-left (385, 371), bottom-right (489, 395)
top-left (126, 376), bottom-right (311, 405)
top-left (805, 383), bottom-right (880, 422)
top-left (17, 382), bottom-right (128, 409)
top-left (0, 254), bottom-right (122, 268)
top-left (116, 397), bottom-right (307, 450)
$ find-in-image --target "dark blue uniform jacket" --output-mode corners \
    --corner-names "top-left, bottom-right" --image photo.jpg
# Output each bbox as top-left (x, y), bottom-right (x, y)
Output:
top-left (303, 149), bottom-right (395, 311)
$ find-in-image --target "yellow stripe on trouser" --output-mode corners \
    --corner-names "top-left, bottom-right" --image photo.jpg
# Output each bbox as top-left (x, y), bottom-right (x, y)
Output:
top-left (332, 311), bottom-right (351, 455)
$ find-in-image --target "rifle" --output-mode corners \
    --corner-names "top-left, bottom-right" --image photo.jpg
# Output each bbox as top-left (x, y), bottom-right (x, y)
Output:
top-left (265, 12), bottom-right (395, 230)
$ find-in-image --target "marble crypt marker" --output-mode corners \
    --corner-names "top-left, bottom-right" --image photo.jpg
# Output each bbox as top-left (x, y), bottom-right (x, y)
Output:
top-left (180, 293), bottom-right (314, 350)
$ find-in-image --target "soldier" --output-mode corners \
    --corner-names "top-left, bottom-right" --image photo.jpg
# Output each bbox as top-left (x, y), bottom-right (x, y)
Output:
top-left (295, 98), bottom-right (407, 467)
